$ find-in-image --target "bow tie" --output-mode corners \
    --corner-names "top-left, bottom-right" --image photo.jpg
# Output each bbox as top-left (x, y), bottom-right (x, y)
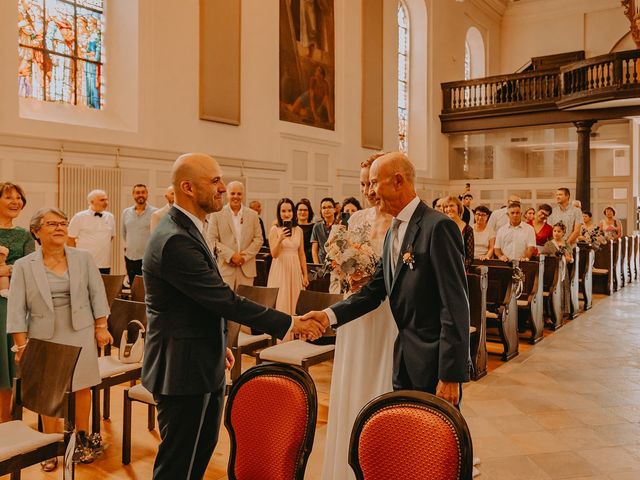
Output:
top-left (94, 212), bottom-right (103, 218)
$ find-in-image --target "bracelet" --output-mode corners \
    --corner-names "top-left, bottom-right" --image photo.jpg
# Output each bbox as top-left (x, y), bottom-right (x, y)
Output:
top-left (10, 342), bottom-right (27, 353)
top-left (95, 324), bottom-right (108, 329)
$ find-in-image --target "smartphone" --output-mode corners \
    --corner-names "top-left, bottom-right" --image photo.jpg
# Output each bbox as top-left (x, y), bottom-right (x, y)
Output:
top-left (340, 212), bottom-right (351, 226)
top-left (283, 220), bottom-right (293, 236)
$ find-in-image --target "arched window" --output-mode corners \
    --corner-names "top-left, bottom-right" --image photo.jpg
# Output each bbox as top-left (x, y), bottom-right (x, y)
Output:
top-left (465, 27), bottom-right (485, 80)
top-left (18, 0), bottom-right (104, 109)
top-left (397, 1), bottom-right (409, 154)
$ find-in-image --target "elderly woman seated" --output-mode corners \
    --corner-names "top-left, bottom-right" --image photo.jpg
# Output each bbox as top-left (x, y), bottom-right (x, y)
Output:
top-left (7, 207), bottom-right (112, 471)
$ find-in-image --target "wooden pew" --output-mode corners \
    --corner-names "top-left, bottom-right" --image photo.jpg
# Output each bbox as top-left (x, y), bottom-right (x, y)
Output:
top-left (635, 235), bottom-right (639, 280)
top-left (592, 240), bottom-right (614, 295)
top-left (577, 242), bottom-right (594, 311)
top-left (467, 267), bottom-right (488, 380)
top-left (542, 255), bottom-right (564, 330)
top-left (472, 260), bottom-right (518, 361)
top-left (567, 245), bottom-right (580, 319)
top-left (625, 236), bottom-right (634, 284)
top-left (620, 237), bottom-right (629, 288)
top-left (629, 235), bottom-right (636, 282)
top-left (613, 238), bottom-right (622, 291)
top-left (516, 260), bottom-right (544, 344)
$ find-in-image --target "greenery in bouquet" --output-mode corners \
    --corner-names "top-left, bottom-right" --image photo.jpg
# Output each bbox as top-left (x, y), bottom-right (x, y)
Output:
top-left (582, 225), bottom-right (607, 251)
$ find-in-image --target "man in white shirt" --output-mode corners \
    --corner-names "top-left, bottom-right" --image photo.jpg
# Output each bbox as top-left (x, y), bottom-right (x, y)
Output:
top-left (67, 189), bottom-right (116, 274)
top-left (206, 181), bottom-right (263, 290)
top-left (494, 202), bottom-right (536, 261)
top-left (487, 194), bottom-right (521, 233)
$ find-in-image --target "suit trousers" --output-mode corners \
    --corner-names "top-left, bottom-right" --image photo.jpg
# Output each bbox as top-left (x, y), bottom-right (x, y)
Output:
top-left (152, 380), bottom-right (226, 480)
top-left (125, 257), bottom-right (143, 287)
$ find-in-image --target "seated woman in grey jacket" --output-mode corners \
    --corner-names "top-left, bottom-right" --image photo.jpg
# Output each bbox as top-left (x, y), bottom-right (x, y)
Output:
top-left (7, 207), bottom-right (112, 471)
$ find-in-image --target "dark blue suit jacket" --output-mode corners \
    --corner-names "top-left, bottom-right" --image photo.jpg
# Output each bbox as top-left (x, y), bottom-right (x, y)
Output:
top-left (141, 207), bottom-right (291, 396)
top-left (332, 201), bottom-right (471, 392)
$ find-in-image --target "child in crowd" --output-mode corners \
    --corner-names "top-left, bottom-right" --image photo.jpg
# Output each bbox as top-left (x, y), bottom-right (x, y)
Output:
top-left (542, 222), bottom-right (573, 264)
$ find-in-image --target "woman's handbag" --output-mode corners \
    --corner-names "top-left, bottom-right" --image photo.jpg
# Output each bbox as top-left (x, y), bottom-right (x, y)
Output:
top-left (118, 320), bottom-right (145, 364)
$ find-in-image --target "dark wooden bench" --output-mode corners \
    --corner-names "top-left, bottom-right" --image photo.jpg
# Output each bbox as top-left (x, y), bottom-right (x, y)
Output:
top-left (567, 245), bottom-right (580, 319)
top-left (629, 235), bottom-right (636, 282)
top-left (516, 259), bottom-right (544, 344)
top-left (635, 235), bottom-right (639, 280)
top-left (542, 255), bottom-right (564, 330)
top-left (467, 267), bottom-right (488, 380)
top-left (472, 260), bottom-right (518, 361)
top-left (592, 240), bottom-right (614, 295)
top-left (577, 242), bottom-right (594, 310)
top-left (620, 237), bottom-right (629, 288)
top-left (613, 238), bottom-right (622, 291)
top-left (624, 236), bottom-right (634, 284)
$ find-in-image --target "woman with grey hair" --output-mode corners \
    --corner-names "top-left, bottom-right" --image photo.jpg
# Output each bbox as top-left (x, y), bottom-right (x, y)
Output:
top-left (7, 207), bottom-right (112, 470)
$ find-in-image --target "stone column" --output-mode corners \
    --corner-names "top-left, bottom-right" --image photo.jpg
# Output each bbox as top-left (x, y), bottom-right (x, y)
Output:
top-left (574, 120), bottom-right (596, 211)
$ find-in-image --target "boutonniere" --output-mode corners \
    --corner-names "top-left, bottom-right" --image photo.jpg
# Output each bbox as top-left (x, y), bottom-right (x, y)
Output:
top-left (402, 249), bottom-right (415, 270)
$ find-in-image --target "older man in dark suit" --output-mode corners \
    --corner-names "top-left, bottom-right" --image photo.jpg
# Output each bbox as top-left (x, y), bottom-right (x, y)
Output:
top-left (142, 153), bottom-right (323, 479)
top-left (305, 152), bottom-right (470, 406)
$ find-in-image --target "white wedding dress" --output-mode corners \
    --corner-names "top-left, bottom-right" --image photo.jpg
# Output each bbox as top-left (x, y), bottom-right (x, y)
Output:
top-left (321, 208), bottom-right (398, 480)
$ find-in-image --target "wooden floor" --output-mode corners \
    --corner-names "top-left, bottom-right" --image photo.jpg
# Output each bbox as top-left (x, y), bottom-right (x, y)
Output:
top-left (5, 288), bottom-right (639, 479)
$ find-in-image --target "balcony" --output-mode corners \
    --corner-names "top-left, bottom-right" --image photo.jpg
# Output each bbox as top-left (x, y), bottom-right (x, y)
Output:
top-left (440, 49), bottom-right (640, 133)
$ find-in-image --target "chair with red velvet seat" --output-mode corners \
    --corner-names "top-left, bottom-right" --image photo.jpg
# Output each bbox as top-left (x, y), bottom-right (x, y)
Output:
top-left (349, 390), bottom-right (474, 480)
top-left (224, 363), bottom-right (317, 480)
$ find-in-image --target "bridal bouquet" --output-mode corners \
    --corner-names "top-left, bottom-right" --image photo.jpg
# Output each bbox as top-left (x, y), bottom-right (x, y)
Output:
top-left (323, 223), bottom-right (380, 293)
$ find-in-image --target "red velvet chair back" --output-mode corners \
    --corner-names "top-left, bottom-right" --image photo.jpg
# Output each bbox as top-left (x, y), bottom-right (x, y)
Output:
top-left (225, 364), bottom-right (317, 480)
top-left (349, 390), bottom-right (473, 480)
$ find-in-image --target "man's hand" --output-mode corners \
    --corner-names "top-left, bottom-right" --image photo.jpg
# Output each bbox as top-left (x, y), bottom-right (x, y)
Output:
top-left (225, 347), bottom-right (235, 370)
top-left (436, 380), bottom-right (460, 406)
top-left (301, 311), bottom-right (330, 331)
top-left (292, 315), bottom-right (326, 340)
top-left (230, 252), bottom-right (244, 266)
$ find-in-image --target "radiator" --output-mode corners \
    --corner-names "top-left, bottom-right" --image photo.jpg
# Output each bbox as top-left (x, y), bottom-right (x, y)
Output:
top-left (58, 163), bottom-right (123, 274)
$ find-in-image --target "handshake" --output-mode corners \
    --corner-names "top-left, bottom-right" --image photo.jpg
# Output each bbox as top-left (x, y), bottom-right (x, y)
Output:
top-left (290, 311), bottom-right (331, 341)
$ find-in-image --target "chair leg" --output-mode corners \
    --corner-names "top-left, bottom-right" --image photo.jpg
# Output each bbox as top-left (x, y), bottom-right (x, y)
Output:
top-left (10, 470), bottom-right (21, 480)
top-left (103, 386), bottom-right (111, 420)
top-left (91, 386), bottom-right (101, 434)
top-left (231, 347), bottom-right (242, 382)
top-left (147, 404), bottom-right (156, 431)
top-left (122, 390), bottom-right (132, 465)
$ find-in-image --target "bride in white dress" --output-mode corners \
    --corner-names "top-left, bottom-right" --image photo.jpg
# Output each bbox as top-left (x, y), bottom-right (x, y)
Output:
top-left (321, 155), bottom-right (398, 480)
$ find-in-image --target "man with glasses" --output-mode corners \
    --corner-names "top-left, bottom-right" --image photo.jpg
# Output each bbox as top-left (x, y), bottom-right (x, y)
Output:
top-left (68, 189), bottom-right (115, 274)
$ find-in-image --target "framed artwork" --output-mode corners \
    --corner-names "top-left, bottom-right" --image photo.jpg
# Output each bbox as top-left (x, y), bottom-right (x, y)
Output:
top-left (279, 0), bottom-right (335, 131)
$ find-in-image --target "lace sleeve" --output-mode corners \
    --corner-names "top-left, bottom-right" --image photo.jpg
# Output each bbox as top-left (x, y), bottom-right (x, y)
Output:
top-left (346, 209), bottom-right (369, 232)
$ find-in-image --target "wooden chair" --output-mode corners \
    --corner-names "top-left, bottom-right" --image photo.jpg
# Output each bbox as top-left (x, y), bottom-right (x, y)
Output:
top-left (306, 263), bottom-right (330, 293)
top-left (0, 339), bottom-right (81, 479)
top-left (254, 256), bottom-right (270, 287)
top-left (228, 285), bottom-right (279, 382)
top-left (101, 273), bottom-right (125, 307)
top-left (472, 260), bottom-right (518, 361)
top-left (542, 255), bottom-right (564, 330)
top-left (257, 290), bottom-right (343, 370)
top-left (467, 267), bottom-right (487, 380)
top-left (224, 364), bottom-right (317, 480)
top-left (130, 275), bottom-right (145, 302)
top-left (516, 259), bottom-right (544, 344)
top-left (92, 298), bottom-right (147, 434)
top-left (348, 390), bottom-right (473, 480)
top-left (592, 240), bottom-right (614, 295)
top-left (577, 242), bottom-right (594, 310)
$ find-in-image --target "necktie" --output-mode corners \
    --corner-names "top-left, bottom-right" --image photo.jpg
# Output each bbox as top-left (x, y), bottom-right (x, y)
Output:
top-left (390, 218), bottom-right (402, 274)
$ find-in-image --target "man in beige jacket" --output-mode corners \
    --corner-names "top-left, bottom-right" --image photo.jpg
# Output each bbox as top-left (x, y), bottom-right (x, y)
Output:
top-left (206, 181), bottom-right (263, 289)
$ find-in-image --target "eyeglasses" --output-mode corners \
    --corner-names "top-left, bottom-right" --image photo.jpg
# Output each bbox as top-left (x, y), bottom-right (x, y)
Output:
top-left (42, 221), bottom-right (68, 228)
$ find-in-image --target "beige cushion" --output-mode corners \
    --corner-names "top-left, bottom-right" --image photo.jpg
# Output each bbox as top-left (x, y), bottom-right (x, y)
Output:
top-left (259, 340), bottom-right (335, 366)
top-left (592, 268), bottom-right (608, 274)
top-left (127, 383), bottom-right (155, 405)
top-left (470, 326), bottom-right (477, 334)
top-left (99, 356), bottom-right (142, 378)
top-left (517, 299), bottom-right (528, 307)
top-left (543, 291), bottom-right (550, 297)
top-left (485, 311), bottom-right (498, 319)
top-left (0, 421), bottom-right (63, 462)
top-left (238, 332), bottom-right (271, 348)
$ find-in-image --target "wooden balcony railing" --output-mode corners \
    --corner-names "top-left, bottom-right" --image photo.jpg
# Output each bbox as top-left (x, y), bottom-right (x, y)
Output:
top-left (558, 50), bottom-right (640, 108)
top-left (441, 49), bottom-right (640, 116)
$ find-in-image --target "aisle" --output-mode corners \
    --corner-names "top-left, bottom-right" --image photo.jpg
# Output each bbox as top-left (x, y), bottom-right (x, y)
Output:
top-left (463, 284), bottom-right (640, 479)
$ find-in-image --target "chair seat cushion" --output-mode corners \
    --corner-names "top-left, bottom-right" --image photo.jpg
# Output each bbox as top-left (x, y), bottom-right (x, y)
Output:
top-left (127, 383), bottom-right (156, 405)
top-left (0, 421), bottom-right (63, 461)
top-left (99, 356), bottom-right (142, 378)
top-left (469, 326), bottom-right (477, 334)
top-left (238, 332), bottom-right (271, 348)
top-left (259, 340), bottom-right (334, 366)
top-left (517, 300), bottom-right (528, 307)
top-left (485, 311), bottom-right (498, 319)
top-left (592, 268), bottom-right (609, 274)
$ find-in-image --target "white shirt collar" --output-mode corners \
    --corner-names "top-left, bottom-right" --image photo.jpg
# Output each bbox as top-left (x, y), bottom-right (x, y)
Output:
top-left (174, 203), bottom-right (205, 235)
top-left (229, 205), bottom-right (243, 217)
top-left (507, 221), bottom-right (524, 229)
top-left (395, 195), bottom-right (421, 224)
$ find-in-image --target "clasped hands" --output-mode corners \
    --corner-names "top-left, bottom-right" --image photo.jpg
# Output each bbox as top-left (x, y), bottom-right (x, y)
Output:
top-left (230, 251), bottom-right (246, 266)
top-left (291, 311), bottom-right (330, 341)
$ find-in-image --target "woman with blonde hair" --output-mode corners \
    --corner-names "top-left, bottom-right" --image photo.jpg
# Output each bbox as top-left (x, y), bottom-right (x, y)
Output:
top-left (443, 195), bottom-right (474, 268)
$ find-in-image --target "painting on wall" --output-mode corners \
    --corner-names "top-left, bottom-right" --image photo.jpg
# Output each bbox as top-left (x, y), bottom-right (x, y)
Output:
top-left (279, 0), bottom-right (335, 131)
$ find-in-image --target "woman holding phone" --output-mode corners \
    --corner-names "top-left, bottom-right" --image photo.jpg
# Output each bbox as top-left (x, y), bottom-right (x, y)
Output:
top-left (267, 198), bottom-right (309, 317)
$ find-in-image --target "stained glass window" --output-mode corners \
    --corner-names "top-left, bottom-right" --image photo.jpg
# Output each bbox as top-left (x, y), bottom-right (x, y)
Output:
top-left (18, 0), bottom-right (104, 109)
top-left (397, 1), bottom-right (409, 154)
